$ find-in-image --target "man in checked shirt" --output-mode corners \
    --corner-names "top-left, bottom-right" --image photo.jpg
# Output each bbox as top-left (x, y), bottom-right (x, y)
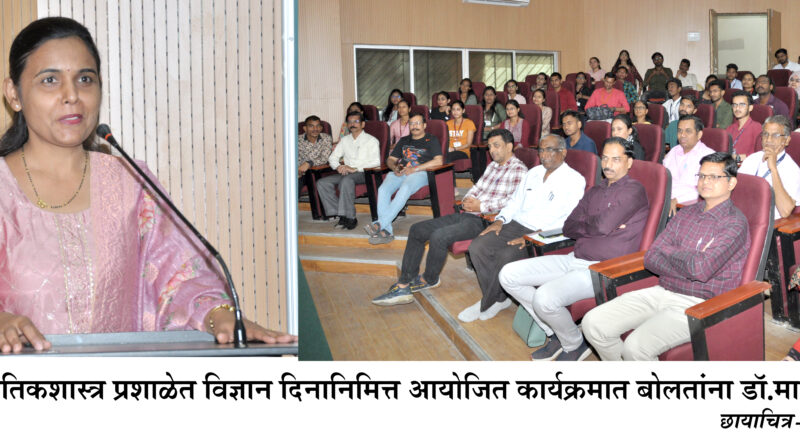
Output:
top-left (583, 152), bottom-right (750, 361)
top-left (372, 129), bottom-right (527, 306)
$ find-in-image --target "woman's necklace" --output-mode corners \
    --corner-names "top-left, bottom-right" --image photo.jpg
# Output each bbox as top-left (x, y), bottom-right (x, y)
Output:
top-left (21, 148), bottom-right (89, 209)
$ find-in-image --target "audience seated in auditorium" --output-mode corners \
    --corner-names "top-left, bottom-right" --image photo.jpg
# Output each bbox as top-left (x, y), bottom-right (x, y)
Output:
top-left (662, 78), bottom-right (683, 123)
top-left (588, 57), bottom-right (605, 82)
top-left (709, 80), bottom-right (733, 129)
top-left (532, 89), bottom-right (552, 138)
top-left (726, 91), bottom-right (761, 160)
top-left (430, 91), bottom-right (451, 122)
top-left (482, 87), bottom-right (507, 141)
top-left (756, 75), bottom-right (790, 119)
top-left (550, 72), bottom-right (578, 112)
top-left (700, 74), bottom-right (718, 104)
top-left (665, 95), bottom-right (698, 148)
top-left (773, 48), bottom-right (800, 71)
top-left (365, 112), bottom-right (443, 244)
top-left (738, 115), bottom-right (800, 218)
top-left (298, 115), bottom-right (333, 177)
top-left (459, 78), bottom-right (479, 106)
top-left (317, 111), bottom-right (380, 230)
top-left (499, 137), bottom-right (648, 361)
top-left (611, 114), bottom-right (645, 160)
top-left (675, 58), bottom-right (699, 90)
top-left (643, 52), bottom-right (673, 100)
top-left (632, 99), bottom-right (651, 125)
top-left (458, 134), bottom-right (585, 322)
top-left (445, 100), bottom-right (475, 162)
top-left (371, 129), bottom-right (527, 306)
top-left (742, 72), bottom-right (758, 100)
top-left (574, 72), bottom-right (593, 112)
top-left (389, 99), bottom-right (411, 150)
top-left (611, 50), bottom-right (642, 91)
top-left (616, 66), bottom-right (637, 106)
top-left (381, 88), bottom-right (404, 124)
top-left (585, 72), bottom-right (630, 117)
top-left (505, 79), bottom-right (527, 104)
top-left (337, 102), bottom-right (365, 142)
top-left (664, 115), bottom-right (714, 215)
top-left (502, 100), bottom-right (527, 149)
top-left (583, 152), bottom-right (749, 361)
top-left (562, 110), bottom-right (597, 154)
top-left (726, 63), bottom-right (743, 89)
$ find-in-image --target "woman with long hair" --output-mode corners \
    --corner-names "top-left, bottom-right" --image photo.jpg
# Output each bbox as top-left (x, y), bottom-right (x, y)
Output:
top-left (531, 89), bottom-right (552, 138)
top-left (445, 100), bottom-right (476, 162)
top-left (502, 100), bottom-right (527, 149)
top-left (458, 78), bottom-right (478, 105)
top-left (381, 88), bottom-right (404, 123)
top-left (430, 91), bottom-right (451, 121)
top-left (741, 72), bottom-right (758, 100)
top-left (611, 49), bottom-right (643, 91)
top-left (574, 72), bottom-right (593, 112)
top-left (0, 17), bottom-right (295, 351)
top-left (481, 87), bottom-right (507, 141)
top-left (611, 114), bottom-right (645, 160)
top-left (389, 99), bottom-right (411, 149)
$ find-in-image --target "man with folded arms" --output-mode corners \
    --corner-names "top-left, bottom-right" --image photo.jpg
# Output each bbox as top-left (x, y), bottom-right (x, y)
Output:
top-left (663, 115), bottom-right (714, 216)
top-left (499, 137), bottom-right (649, 361)
top-left (583, 152), bottom-right (750, 361)
top-left (738, 115), bottom-right (800, 218)
top-left (458, 134), bottom-right (585, 322)
top-left (372, 129), bottom-right (527, 306)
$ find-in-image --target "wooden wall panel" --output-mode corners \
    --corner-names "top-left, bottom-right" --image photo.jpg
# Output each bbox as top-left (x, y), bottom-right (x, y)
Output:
top-left (24, 0), bottom-right (290, 331)
top-left (1, 0), bottom-right (37, 133)
top-left (300, 0), bottom-right (800, 129)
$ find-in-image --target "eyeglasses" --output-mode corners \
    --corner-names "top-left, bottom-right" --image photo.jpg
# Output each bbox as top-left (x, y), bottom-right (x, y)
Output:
top-left (731, 103), bottom-right (750, 108)
top-left (695, 173), bottom-right (731, 183)
top-left (634, 106), bottom-right (647, 110)
top-left (409, 121), bottom-right (424, 127)
top-left (761, 132), bottom-right (787, 140)
top-left (391, 94), bottom-right (402, 99)
top-left (347, 119), bottom-right (362, 124)
top-left (601, 156), bottom-right (626, 163)
top-left (537, 148), bottom-right (563, 154)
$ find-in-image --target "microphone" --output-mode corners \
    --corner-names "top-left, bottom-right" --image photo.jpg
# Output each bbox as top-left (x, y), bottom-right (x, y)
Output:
top-left (96, 124), bottom-right (247, 348)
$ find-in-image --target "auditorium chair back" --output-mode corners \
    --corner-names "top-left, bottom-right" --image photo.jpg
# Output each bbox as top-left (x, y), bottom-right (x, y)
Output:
top-left (564, 149), bottom-right (600, 190)
top-left (634, 123), bottom-right (665, 163)
top-left (583, 120), bottom-right (611, 153)
top-left (519, 104), bottom-right (542, 147)
top-left (750, 103), bottom-right (774, 125)
top-left (723, 88), bottom-right (742, 104)
top-left (768, 69), bottom-right (791, 87)
top-left (696, 103), bottom-right (715, 129)
top-left (773, 87), bottom-right (797, 128)
top-left (700, 127), bottom-right (732, 153)
top-left (647, 103), bottom-right (666, 128)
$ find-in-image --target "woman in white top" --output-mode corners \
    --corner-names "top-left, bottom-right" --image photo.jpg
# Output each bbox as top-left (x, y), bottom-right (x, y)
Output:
top-left (531, 89), bottom-right (551, 138)
top-left (588, 57), bottom-right (606, 82)
top-left (381, 88), bottom-right (404, 124)
top-left (504, 79), bottom-right (527, 104)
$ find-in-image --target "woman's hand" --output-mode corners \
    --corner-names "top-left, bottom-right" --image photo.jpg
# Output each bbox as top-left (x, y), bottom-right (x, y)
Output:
top-left (207, 309), bottom-right (297, 345)
top-left (0, 312), bottom-right (51, 353)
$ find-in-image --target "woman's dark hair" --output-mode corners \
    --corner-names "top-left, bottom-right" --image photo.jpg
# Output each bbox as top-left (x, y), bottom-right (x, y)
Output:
top-left (459, 78), bottom-right (476, 100)
top-left (532, 88), bottom-right (546, 101)
top-left (612, 49), bottom-right (636, 73)
top-left (704, 74), bottom-right (718, 85)
top-left (505, 79), bottom-right (518, 92)
top-left (451, 99), bottom-right (465, 110)
top-left (347, 101), bottom-right (365, 116)
top-left (505, 99), bottom-right (524, 119)
top-left (382, 89), bottom-right (404, 122)
top-left (590, 57), bottom-right (601, 69)
top-left (435, 91), bottom-right (450, 108)
top-left (0, 17), bottom-right (102, 156)
top-left (631, 99), bottom-right (651, 123)
top-left (482, 86), bottom-right (501, 118)
top-left (612, 114), bottom-right (639, 144)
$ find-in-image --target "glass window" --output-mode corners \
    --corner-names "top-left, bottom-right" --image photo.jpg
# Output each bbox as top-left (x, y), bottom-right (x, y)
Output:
top-left (468, 51), bottom-right (512, 90)
top-left (516, 53), bottom-right (555, 83)
top-left (355, 48), bottom-right (410, 107)
top-left (413, 50), bottom-right (462, 106)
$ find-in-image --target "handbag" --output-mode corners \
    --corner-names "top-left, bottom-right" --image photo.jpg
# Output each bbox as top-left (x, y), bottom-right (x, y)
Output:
top-left (512, 305), bottom-right (546, 347)
top-left (585, 105), bottom-right (615, 121)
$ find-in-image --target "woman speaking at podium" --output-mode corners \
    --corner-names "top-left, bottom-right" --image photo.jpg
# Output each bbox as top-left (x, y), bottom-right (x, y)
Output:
top-left (0, 17), bottom-right (295, 352)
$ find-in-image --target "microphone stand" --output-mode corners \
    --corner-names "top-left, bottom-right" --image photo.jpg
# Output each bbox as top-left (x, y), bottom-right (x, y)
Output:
top-left (97, 124), bottom-right (247, 348)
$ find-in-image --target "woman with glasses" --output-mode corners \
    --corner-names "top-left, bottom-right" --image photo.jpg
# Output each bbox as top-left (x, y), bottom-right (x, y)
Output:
top-left (381, 88), bottom-right (404, 123)
top-left (632, 100), bottom-right (651, 125)
top-left (502, 100), bottom-right (528, 149)
top-left (504, 79), bottom-right (526, 104)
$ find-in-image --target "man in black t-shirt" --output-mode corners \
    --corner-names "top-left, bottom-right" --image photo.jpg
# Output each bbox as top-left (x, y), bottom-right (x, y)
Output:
top-left (364, 112), bottom-right (443, 244)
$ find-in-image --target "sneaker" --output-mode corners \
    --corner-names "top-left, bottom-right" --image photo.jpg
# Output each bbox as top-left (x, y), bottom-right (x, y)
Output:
top-left (368, 229), bottom-right (394, 245)
top-left (478, 299), bottom-right (512, 320)
top-left (364, 222), bottom-right (380, 237)
top-left (458, 301), bottom-right (482, 322)
top-left (344, 217), bottom-right (358, 230)
top-left (555, 340), bottom-right (591, 361)
top-left (409, 275), bottom-right (440, 292)
top-left (530, 335), bottom-right (563, 361)
top-left (371, 285), bottom-right (414, 306)
top-left (334, 216), bottom-right (347, 229)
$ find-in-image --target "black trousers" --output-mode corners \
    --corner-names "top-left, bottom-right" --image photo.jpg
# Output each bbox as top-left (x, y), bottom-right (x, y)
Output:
top-left (468, 220), bottom-right (532, 311)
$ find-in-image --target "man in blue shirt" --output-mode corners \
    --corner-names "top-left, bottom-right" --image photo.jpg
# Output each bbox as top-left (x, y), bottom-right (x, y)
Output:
top-left (562, 110), bottom-right (597, 154)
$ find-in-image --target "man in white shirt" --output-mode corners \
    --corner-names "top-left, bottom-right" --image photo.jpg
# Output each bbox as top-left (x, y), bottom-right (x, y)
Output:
top-left (675, 58), bottom-right (700, 90)
top-left (773, 48), bottom-right (800, 71)
top-left (738, 115), bottom-right (800, 218)
top-left (662, 78), bottom-right (683, 123)
top-left (317, 111), bottom-right (381, 230)
top-left (458, 134), bottom-right (586, 322)
top-left (726, 64), bottom-right (743, 89)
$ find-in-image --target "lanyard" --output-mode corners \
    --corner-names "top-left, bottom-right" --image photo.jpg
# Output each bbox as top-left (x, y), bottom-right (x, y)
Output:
top-left (731, 120), bottom-right (749, 148)
top-left (756, 152), bottom-right (786, 178)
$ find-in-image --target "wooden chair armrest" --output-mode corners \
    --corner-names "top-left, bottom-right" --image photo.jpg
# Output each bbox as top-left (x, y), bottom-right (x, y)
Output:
top-left (588, 251), bottom-right (647, 279)
top-left (774, 213), bottom-right (800, 228)
top-left (482, 213), bottom-right (498, 222)
top-left (363, 164), bottom-right (388, 172)
top-left (311, 165), bottom-right (332, 171)
top-left (428, 163), bottom-right (455, 173)
top-left (523, 234), bottom-right (541, 246)
top-left (778, 215), bottom-right (800, 234)
top-left (685, 281), bottom-right (770, 320)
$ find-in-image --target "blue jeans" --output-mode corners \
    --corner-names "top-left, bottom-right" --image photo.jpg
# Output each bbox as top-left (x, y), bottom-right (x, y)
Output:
top-left (374, 171), bottom-right (428, 235)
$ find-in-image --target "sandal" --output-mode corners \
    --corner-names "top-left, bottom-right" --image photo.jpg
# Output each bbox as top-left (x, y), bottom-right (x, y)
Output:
top-left (364, 222), bottom-right (380, 237)
top-left (368, 229), bottom-right (394, 245)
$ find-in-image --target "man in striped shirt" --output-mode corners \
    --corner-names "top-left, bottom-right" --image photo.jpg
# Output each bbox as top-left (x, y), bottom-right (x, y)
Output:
top-left (372, 129), bottom-right (527, 306)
